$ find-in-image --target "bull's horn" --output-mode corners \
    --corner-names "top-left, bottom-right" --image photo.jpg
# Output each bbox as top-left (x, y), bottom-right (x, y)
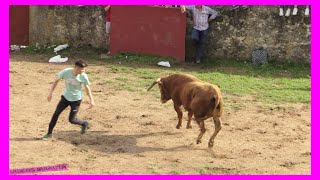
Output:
top-left (147, 78), bottom-right (161, 91)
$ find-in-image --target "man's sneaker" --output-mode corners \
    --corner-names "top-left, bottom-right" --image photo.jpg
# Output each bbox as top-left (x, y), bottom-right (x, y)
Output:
top-left (42, 134), bottom-right (52, 140)
top-left (292, 6), bottom-right (298, 15)
top-left (285, 8), bottom-right (291, 17)
top-left (196, 59), bottom-right (201, 64)
top-left (305, 6), bottom-right (310, 16)
top-left (279, 7), bottom-right (284, 16)
top-left (80, 122), bottom-right (90, 134)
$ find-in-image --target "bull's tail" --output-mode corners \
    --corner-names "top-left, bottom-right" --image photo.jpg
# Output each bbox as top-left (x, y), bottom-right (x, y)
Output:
top-left (210, 96), bottom-right (220, 112)
top-left (147, 78), bottom-right (161, 91)
top-left (200, 97), bottom-right (220, 119)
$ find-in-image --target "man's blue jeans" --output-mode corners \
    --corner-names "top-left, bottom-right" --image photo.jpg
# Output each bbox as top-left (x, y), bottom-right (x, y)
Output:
top-left (191, 28), bottom-right (209, 61)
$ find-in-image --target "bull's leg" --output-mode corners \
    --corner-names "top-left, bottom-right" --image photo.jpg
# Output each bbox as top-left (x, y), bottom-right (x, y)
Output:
top-left (208, 117), bottom-right (222, 148)
top-left (196, 120), bottom-right (206, 144)
top-left (186, 111), bottom-right (193, 129)
top-left (174, 105), bottom-right (183, 129)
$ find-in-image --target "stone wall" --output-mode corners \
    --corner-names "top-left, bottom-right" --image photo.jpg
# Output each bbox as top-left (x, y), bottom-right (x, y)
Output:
top-left (29, 6), bottom-right (310, 63)
top-left (202, 6), bottom-right (310, 63)
top-left (29, 6), bottom-right (107, 48)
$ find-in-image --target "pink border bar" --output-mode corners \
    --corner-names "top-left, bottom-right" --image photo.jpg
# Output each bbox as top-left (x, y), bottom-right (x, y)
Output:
top-left (3, 0), bottom-right (315, 179)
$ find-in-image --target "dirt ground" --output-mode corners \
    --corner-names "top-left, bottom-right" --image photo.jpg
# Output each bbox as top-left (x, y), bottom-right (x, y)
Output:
top-left (9, 53), bottom-right (310, 175)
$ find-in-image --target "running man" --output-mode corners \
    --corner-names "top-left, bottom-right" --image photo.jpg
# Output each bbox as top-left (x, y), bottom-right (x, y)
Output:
top-left (42, 60), bottom-right (95, 140)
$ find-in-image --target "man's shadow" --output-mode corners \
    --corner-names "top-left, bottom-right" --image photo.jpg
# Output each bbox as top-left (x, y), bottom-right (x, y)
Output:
top-left (10, 130), bottom-right (217, 155)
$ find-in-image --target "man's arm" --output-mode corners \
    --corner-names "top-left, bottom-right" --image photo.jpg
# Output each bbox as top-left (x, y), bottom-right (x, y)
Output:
top-left (84, 85), bottom-right (95, 108)
top-left (104, 5), bottom-right (110, 12)
top-left (47, 78), bottom-right (60, 102)
top-left (208, 7), bottom-right (219, 21)
top-left (180, 5), bottom-right (186, 13)
top-left (180, 5), bottom-right (193, 13)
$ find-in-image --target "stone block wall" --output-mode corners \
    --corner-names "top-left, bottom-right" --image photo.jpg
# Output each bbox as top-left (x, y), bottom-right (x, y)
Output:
top-left (29, 6), bottom-right (310, 63)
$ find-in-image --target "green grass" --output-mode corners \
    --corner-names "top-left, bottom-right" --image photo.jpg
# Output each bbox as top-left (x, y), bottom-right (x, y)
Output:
top-left (198, 167), bottom-right (209, 175)
top-left (169, 169), bottom-right (184, 175)
top-left (18, 47), bottom-right (311, 104)
top-left (147, 165), bottom-right (161, 174)
top-left (104, 56), bottom-right (310, 104)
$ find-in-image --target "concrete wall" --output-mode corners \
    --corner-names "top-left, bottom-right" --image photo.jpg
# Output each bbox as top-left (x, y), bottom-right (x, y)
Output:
top-left (29, 6), bottom-right (310, 63)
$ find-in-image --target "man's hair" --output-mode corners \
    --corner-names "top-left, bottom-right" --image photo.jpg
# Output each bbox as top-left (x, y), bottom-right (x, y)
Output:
top-left (75, 60), bottom-right (88, 68)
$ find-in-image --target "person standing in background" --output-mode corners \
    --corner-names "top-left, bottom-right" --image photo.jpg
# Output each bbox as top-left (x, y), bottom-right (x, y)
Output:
top-left (180, 5), bottom-right (219, 64)
top-left (104, 5), bottom-right (111, 54)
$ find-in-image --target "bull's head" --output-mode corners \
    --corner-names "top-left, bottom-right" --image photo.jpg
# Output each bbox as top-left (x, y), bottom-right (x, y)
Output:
top-left (147, 77), bottom-right (171, 103)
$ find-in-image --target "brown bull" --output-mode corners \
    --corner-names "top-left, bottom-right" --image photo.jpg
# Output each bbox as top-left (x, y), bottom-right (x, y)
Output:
top-left (147, 74), bottom-right (223, 148)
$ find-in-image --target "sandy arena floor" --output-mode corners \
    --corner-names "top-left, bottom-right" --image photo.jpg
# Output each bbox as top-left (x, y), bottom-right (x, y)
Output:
top-left (9, 53), bottom-right (310, 174)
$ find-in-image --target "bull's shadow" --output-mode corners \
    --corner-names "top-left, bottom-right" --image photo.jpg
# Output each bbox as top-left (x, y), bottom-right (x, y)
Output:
top-left (53, 130), bottom-right (198, 154)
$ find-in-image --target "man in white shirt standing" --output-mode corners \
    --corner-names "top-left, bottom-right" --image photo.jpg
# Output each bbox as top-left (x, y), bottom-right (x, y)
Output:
top-left (181, 5), bottom-right (218, 64)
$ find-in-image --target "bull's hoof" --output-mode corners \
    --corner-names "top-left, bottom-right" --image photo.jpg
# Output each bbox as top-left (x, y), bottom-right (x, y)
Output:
top-left (186, 124), bottom-right (192, 129)
top-left (208, 141), bottom-right (214, 148)
top-left (196, 139), bottom-right (202, 144)
top-left (176, 124), bottom-right (182, 129)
